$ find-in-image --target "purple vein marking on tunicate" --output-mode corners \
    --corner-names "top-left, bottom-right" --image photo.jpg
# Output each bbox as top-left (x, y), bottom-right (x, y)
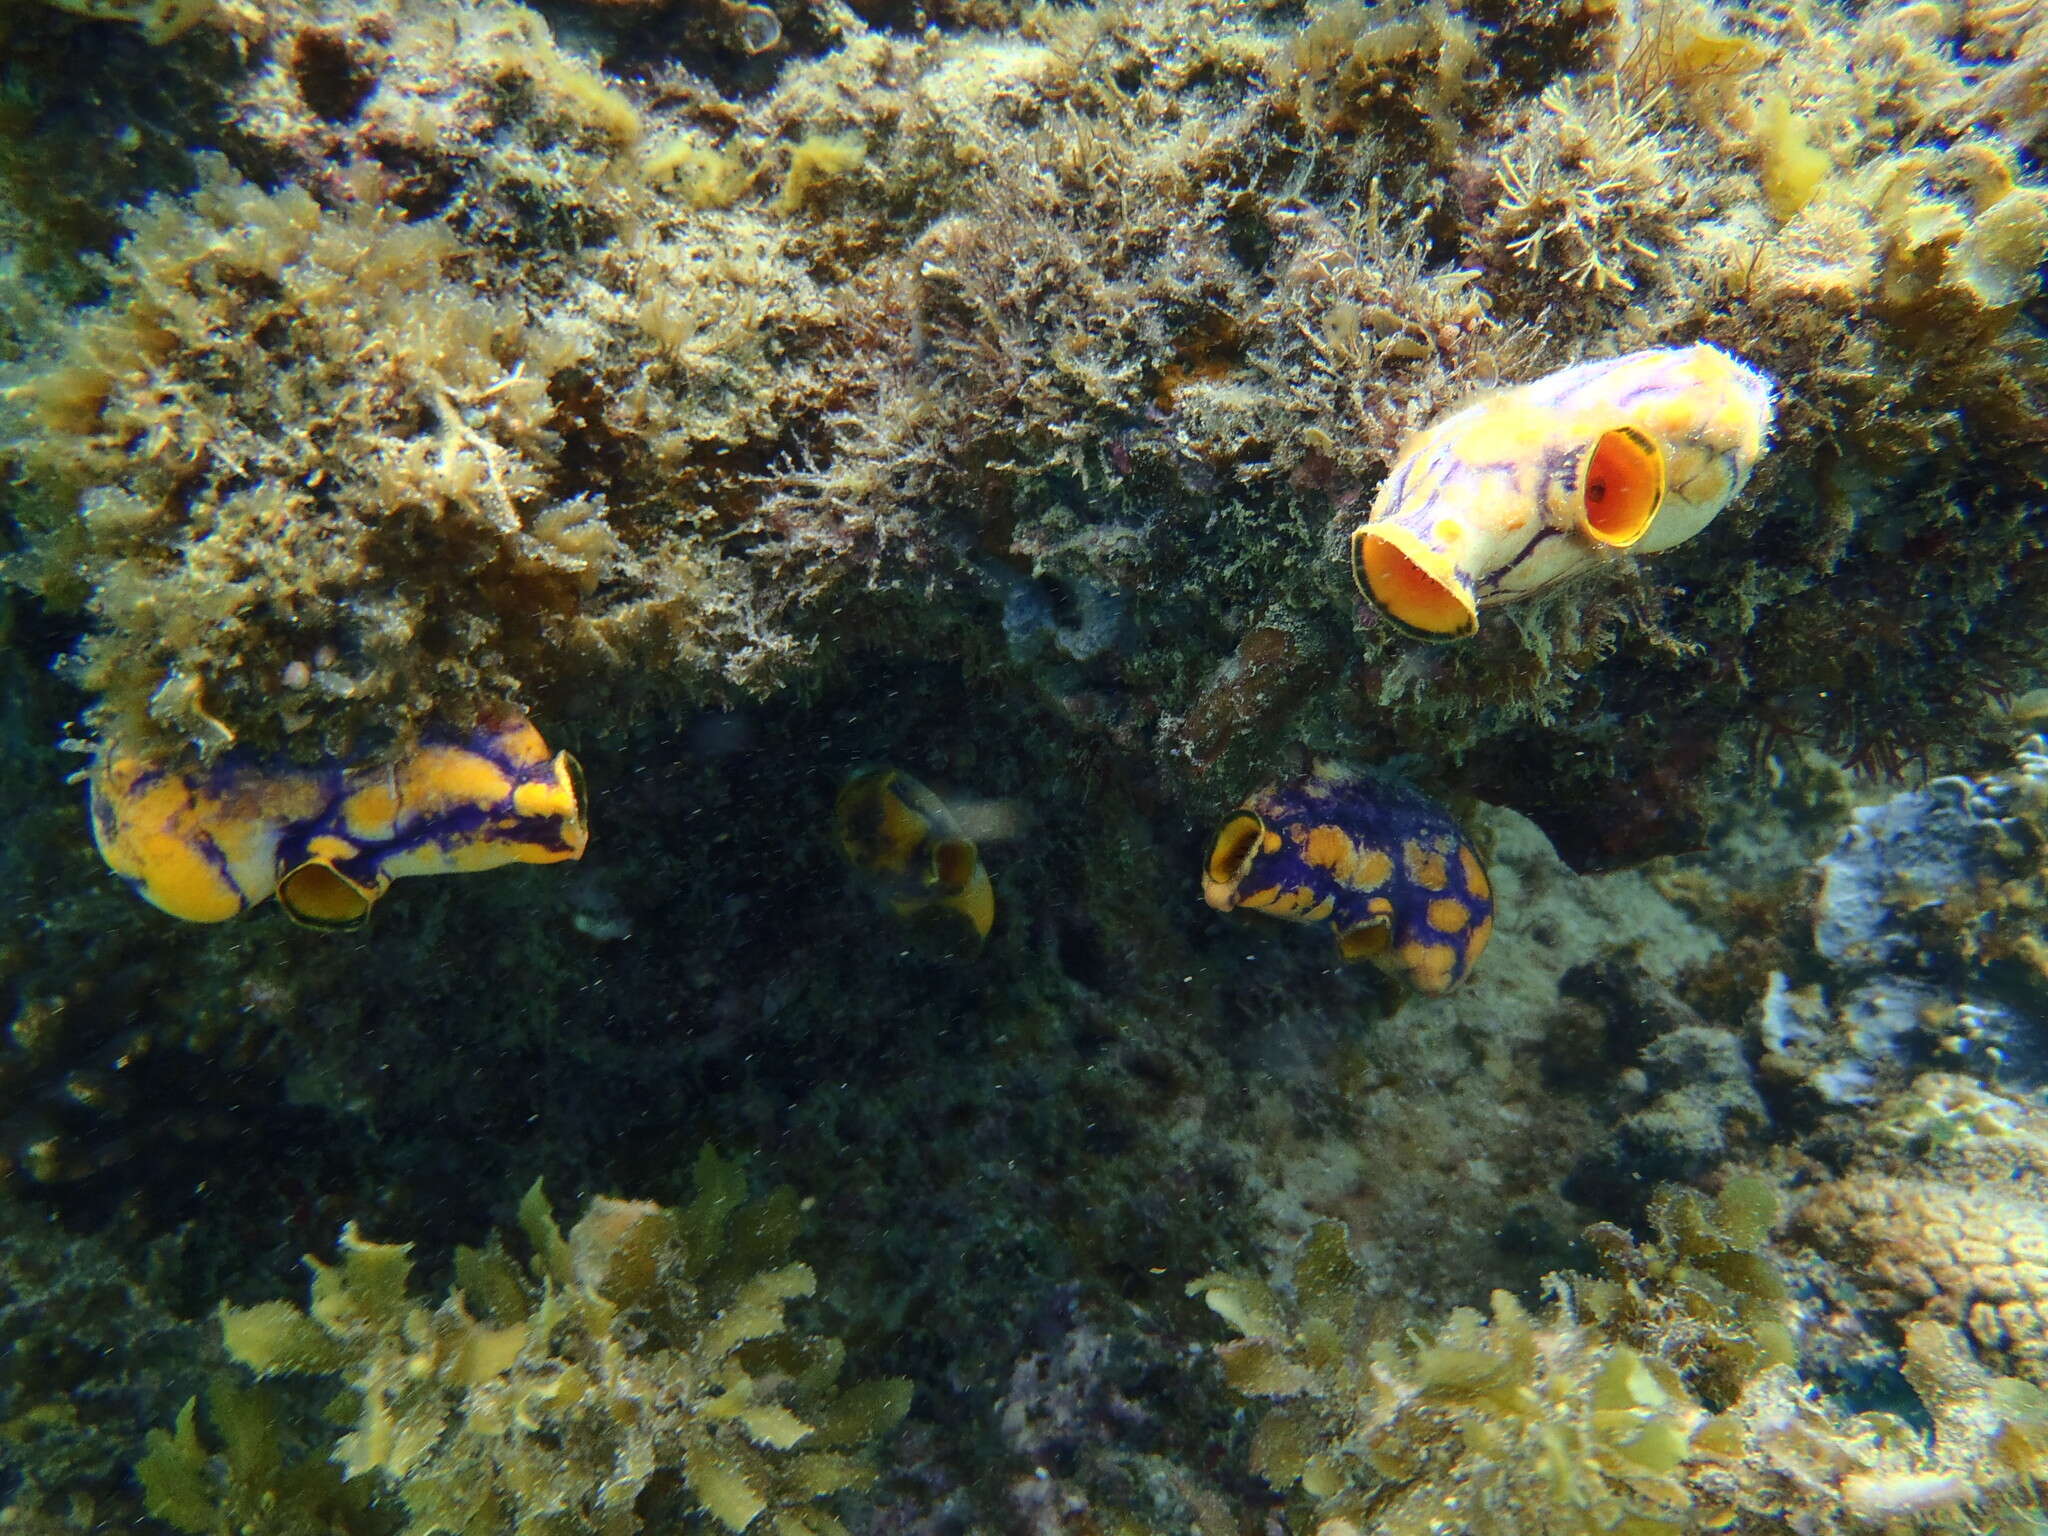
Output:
top-left (1546, 442), bottom-right (1582, 499)
top-left (402, 804), bottom-right (493, 849)
top-left (270, 818), bottom-right (325, 880)
top-left (330, 844), bottom-right (385, 890)
top-left (189, 826), bottom-right (248, 907)
top-left (1667, 461), bottom-right (1710, 501)
top-left (1606, 377), bottom-right (1676, 414)
top-left (1464, 458), bottom-right (1529, 486)
top-left (90, 784), bottom-right (123, 844)
top-left (1475, 526), bottom-right (1562, 594)
top-left (431, 725), bottom-right (529, 782)
top-left (1382, 455), bottom-right (1418, 507)
top-left (382, 798), bottom-right (568, 868)
top-left (197, 756), bottom-right (270, 798)
top-left (121, 763), bottom-right (174, 797)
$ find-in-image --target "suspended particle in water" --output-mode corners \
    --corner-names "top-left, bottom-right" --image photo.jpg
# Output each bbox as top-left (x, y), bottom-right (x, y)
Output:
top-left (728, 1), bottom-right (781, 53)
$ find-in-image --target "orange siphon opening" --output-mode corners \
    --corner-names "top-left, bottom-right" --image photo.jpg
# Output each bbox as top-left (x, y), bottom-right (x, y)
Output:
top-left (1204, 813), bottom-right (1265, 908)
top-left (1580, 427), bottom-right (1665, 547)
top-left (1353, 530), bottom-right (1476, 639)
top-left (1335, 919), bottom-right (1392, 963)
top-left (277, 860), bottom-right (376, 930)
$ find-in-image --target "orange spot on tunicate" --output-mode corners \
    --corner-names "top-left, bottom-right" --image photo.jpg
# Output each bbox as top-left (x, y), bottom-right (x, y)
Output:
top-left (1347, 848), bottom-right (1394, 892)
top-left (1460, 846), bottom-right (1491, 901)
top-left (1303, 824), bottom-right (1355, 871)
top-left (1404, 841), bottom-right (1450, 891)
top-left (1398, 939), bottom-right (1459, 994)
top-left (1269, 885), bottom-right (1322, 919)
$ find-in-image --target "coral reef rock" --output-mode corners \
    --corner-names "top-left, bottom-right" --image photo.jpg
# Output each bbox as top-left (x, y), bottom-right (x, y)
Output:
top-left (1764, 734), bottom-right (2048, 1103)
top-left (1800, 1073), bottom-right (2048, 1389)
top-left (3, 0), bottom-right (2047, 844)
top-left (1203, 1177), bottom-right (2048, 1535)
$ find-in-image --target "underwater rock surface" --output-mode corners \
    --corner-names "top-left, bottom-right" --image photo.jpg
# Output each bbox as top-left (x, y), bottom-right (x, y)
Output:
top-left (3, 0), bottom-right (2046, 841)
top-left (1, 0), bottom-right (2048, 1532)
top-left (1768, 735), bottom-right (2048, 1101)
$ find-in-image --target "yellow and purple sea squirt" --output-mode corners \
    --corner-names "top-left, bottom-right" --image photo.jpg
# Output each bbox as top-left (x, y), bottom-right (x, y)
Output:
top-left (89, 713), bottom-right (588, 929)
top-left (1203, 763), bottom-right (1492, 994)
top-left (1353, 343), bottom-right (1776, 640)
top-left (835, 765), bottom-right (995, 952)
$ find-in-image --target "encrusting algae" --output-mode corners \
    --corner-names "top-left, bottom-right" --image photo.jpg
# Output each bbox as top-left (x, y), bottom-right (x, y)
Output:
top-left (2, 0), bottom-right (2045, 839)
top-left (1800, 1074), bottom-right (2048, 1391)
top-left (26, 0), bottom-right (212, 43)
top-left (1196, 1176), bottom-right (2048, 1535)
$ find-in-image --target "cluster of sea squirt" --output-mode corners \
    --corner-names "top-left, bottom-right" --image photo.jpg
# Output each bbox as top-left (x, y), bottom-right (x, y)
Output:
top-left (1196, 344), bottom-right (1774, 991)
top-left (83, 347), bottom-right (1773, 997)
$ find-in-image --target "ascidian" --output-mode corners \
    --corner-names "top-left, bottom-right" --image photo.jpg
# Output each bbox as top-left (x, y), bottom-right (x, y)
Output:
top-left (89, 714), bottom-right (588, 930)
top-left (1353, 343), bottom-right (1777, 640)
top-left (1203, 763), bottom-right (1493, 994)
top-left (834, 766), bottom-right (995, 951)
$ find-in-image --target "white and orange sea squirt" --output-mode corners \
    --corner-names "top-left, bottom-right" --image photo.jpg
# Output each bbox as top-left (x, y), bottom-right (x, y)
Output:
top-left (88, 713), bottom-right (587, 930)
top-left (1352, 344), bottom-right (1777, 640)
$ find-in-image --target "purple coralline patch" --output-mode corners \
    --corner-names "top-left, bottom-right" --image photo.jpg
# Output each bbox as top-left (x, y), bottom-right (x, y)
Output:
top-left (1802, 735), bottom-right (2048, 1093)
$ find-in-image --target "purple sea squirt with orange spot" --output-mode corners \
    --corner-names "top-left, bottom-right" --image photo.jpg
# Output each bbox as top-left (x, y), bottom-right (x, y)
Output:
top-left (89, 713), bottom-right (587, 929)
top-left (1203, 762), bottom-right (1492, 994)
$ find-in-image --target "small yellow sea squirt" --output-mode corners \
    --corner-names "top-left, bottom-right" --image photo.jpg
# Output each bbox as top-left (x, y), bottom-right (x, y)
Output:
top-left (89, 714), bottom-right (588, 929)
top-left (834, 766), bottom-right (995, 951)
top-left (1353, 343), bottom-right (1776, 640)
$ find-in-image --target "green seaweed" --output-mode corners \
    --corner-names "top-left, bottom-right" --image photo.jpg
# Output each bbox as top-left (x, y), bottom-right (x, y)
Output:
top-left (173, 1151), bottom-right (908, 1536)
top-left (1195, 1180), bottom-right (2048, 1534)
top-left (136, 1377), bottom-right (394, 1536)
